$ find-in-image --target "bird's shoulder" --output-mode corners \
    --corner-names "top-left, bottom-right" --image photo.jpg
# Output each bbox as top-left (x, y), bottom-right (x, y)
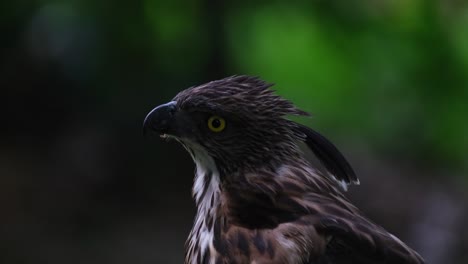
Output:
top-left (218, 165), bottom-right (424, 264)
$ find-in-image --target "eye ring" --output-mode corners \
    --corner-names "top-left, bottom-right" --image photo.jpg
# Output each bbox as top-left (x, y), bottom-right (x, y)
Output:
top-left (207, 116), bottom-right (226, 132)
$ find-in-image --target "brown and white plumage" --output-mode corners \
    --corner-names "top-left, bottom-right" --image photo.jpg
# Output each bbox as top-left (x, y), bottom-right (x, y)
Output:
top-left (143, 76), bottom-right (425, 264)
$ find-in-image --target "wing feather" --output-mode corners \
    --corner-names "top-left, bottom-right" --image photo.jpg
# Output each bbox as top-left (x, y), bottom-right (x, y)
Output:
top-left (311, 212), bottom-right (425, 264)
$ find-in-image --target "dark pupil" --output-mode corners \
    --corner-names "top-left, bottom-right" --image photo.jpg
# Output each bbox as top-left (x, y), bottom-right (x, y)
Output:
top-left (211, 119), bottom-right (221, 128)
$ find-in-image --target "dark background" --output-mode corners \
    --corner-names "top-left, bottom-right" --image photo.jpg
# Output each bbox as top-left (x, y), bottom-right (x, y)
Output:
top-left (1, 1), bottom-right (467, 263)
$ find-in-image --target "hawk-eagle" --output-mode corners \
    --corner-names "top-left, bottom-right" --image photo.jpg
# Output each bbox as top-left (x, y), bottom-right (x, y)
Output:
top-left (143, 76), bottom-right (424, 264)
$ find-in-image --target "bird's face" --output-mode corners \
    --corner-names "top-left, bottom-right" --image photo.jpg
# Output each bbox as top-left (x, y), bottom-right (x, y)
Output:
top-left (143, 100), bottom-right (246, 154)
top-left (143, 76), bottom-right (308, 174)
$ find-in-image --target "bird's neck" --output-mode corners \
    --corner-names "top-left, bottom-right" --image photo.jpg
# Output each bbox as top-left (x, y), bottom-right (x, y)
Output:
top-left (191, 149), bottom-right (222, 209)
top-left (186, 149), bottom-right (222, 264)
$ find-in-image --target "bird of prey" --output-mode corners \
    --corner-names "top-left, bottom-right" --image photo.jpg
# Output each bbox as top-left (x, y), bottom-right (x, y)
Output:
top-left (143, 76), bottom-right (425, 264)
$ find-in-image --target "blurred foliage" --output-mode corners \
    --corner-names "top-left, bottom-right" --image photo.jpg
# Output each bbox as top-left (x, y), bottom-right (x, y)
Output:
top-left (1, 0), bottom-right (465, 169)
top-left (225, 1), bottom-right (468, 172)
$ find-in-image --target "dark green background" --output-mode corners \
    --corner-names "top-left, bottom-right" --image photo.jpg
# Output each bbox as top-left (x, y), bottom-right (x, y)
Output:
top-left (1, 1), bottom-right (467, 263)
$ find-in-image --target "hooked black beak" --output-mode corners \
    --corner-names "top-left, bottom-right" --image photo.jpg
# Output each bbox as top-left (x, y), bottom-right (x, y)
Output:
top-left (143, 101), bottom-right (177, 137)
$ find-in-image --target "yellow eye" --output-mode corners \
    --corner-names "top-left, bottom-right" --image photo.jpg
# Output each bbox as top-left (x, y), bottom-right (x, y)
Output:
top-left (207, 116), bottom-right (226, 132)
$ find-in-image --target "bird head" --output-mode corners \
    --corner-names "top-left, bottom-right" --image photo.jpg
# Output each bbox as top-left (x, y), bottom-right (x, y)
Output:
top-left (143, 76), bottom-right (308, 175)
top-left (144, 75), bottom-right (357, 186)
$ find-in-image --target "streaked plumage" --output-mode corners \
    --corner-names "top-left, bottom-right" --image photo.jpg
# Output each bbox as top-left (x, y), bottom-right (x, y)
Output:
top-left (143, 76), bottom-right (425, 264)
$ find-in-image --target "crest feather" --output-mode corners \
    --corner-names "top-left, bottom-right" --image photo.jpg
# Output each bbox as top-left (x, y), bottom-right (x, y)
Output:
top-left (174, 75), bottom-right (310, 117)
